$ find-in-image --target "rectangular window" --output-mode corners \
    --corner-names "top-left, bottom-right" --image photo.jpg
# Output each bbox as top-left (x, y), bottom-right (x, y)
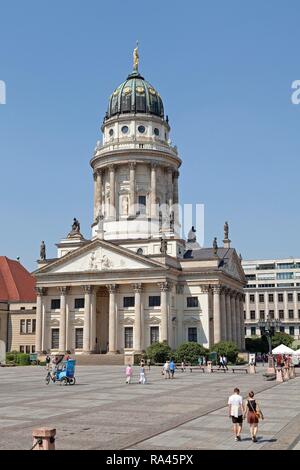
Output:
top-left (138, 195), bottom-right (146, 214)
top-left (31, 345), bottom-right (35, 353)
top-left (74, 298), bottom-right (84, 309)
top-left (149, 296), bottom-right (160, 307)
top-left (19, 345), bottom-right (24, 353)
top-left (260, 326), bottom-right (266, 334)
top-left (268, 294), bottom-right (274, 303)
top-left (259, 294), bottom-right (264, 303)
top-left (187, 297), bottom-right (199, 308)
top-left (288, 309), bottom-right (294, 319)
top-left (280, 326), bottom-right (285, 333)
top-left (251, 327), bottom-right (256, 336)
top-left (150, 326), bottom-right (159, 344)
top-left (288, 293), bottom-right (293, 302)
top-left (123, 296), bottom-right (135, 308)
top-left (75, 328), bottom-right (83, 349)
top-left (259, 310), bottom-right (265, 320)
top-left (289, 326), bottom-right (295, 336)
top-left (269, 310), bottom-right (274, 320)
top-left (277, 273), bottom-right (294, 280)
top-left (20, 319), bottom-right (26, 334)
top-left (244, 311), bottom-right (246, 319)
top-left (20, 307), bottom-right (25, 310)
top-left (279, 310), bottom-right (284, 319)
top-left (250, 311), bottom-right (256, 320)
top-left (51, 328), bottom-right (59, 349)
top-left (298, 309), bottom-right (300, 319)
top-left (25, 345), bottom-right (30, 354)
top-left (26, 319), bottom-right (31, 333)
top-left (278, 293), bottom-right (283, 302)
top-left (188, 327), bottom-right (197, 342)
top-left (124, 327), bottom-right (133, 348)
top-left (249, 295), bottom-right (255, 303)
top-left (32, 319), bottom-right (36, 333)
top-left (51, 299), bottom-right (60, 310)
top-left (298, 293), bottom-right (300, 302)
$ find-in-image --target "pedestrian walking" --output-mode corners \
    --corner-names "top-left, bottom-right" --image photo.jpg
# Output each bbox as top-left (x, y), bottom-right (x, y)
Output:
top-left (163, 360), bottom-right (170, 379)
top-left (139, 365), bottom-right (146, 384)
top-left (243, 391), bottom-right (264, 442)
top-left (181, 360), bottom-right (186, 372)
top-left (147, 358), bottom-right (151, 371)
top-left (169, 359), bottom-right (176, 379)
top-left (125, 364), bottom-right (133, 384)
top-left (45, 354), bottom-right (51, 371)
top-left (223, 355), bottom-right (228, 370)
top-left (228, 387), bottom-right (244, 441)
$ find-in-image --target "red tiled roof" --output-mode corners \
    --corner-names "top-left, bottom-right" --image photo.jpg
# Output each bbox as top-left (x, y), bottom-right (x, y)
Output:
top-left (0, 257), bottom-right (36, 302)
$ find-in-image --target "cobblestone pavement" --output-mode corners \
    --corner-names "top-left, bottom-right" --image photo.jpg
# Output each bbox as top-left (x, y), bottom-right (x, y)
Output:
top-left (0, 365), bottom-right (299, 450)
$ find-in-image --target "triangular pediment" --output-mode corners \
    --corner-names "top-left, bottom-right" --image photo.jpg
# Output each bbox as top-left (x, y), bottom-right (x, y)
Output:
top-left (36, 239), bottom-right (165, 275)
top-left (221, 250), bottom-right (246, 284)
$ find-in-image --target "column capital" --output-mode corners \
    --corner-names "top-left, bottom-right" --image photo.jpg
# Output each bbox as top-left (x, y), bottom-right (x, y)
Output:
top-left (82, 285), bottom-right (93, 293)
top-left (93, 168), bottom-right (102, 179)
top-left (108, 164), bottom-right (116, 172)
top-left (158, 281), bottom-right (171, 292)
top-left (129, 161), bottom-right (136, 170)
top-left (212, 285), bottom-right (222, 294)
top-left (166, 166), bottom-right (173, 174)
top-left (173, 170), bottom-right (180, 178)
top-left (176, 284), bottom-right (184, 295)
top-left (132, 283), bottom-right (142, 293)
top-left (106, 284), bottom-right (117, 293)
top-left (57, 286), bottom-right (69, 295)
top-left (35, 287), bottom-right (47, 296)
top-left (200, 284), bottom-right (211, 294)
top-left (150, 161), bottom-right (158, 169)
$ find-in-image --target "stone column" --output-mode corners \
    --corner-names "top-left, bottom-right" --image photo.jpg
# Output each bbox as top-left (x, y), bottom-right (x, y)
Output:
top-left (129, 162), bottom-right (136, 217)
top-left (220, 287), bottom-right (227, 340)
top-left (109, 165), bottom-right (115, 218)
top-left (107, 284), bottom-right (117, 353)
top-left (231, 292), bottom-right (237, 345)
top-left (150, 162), bottom-right (157, 219)
top-left (213, 286), bottom-right (222, 344)
top-left (225, 290), bottom-right (232, 342)
top-left (59, 287), bottom-right (68, 353)
top-left (93, 169), bottom-right (102, 220)
top-left (35, 287), bottom-right (46, 354)
top-left (83, 285), bottom-right (92, 353)
top-left (173, 170), bottom-right (179, 230)
top-left (133, 283), bottom-right (142, 352)
top-left (176, 285), bottom-right (184, 347)
top-left (240, 294), bottom-right (246, 350)
top-left (90, 287), bottom-right (97, 352)
top-left (167, 167), bottom-right (173, 208)
top-left (235, 294), bottom-right (241, 350)
top-left (159, 282), bottom-right (169, 343)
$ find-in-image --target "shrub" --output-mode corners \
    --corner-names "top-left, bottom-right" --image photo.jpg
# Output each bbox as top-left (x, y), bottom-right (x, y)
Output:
top-left (146, 342), bottom-right (172, 363)
top-left (211, 341), bottom-right (239, 364)
top-left (175, 342), bottom-right (207, 365)
top-left (15, 353), bottom-right (31, 365)
top-left (271, 332), bottom-right (293, 349)
top-left (245, 336), bottom-right (268, 354)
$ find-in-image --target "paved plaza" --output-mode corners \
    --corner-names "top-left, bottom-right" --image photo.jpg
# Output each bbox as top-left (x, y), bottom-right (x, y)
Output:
top-left (0, 365), bottom-right (299, 450)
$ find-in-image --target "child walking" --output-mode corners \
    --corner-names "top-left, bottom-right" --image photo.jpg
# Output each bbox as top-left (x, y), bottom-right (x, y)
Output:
top-left (125, 364), bottom-right (133, 384)
top-left (139, 365), bottom-right (147, 384)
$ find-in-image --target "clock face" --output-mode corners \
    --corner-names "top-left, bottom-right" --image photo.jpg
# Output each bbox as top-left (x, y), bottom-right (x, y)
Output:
top-left (138, 125), bottom-right (145, 134)
top-left (121, 125), bottom-right (129, 134)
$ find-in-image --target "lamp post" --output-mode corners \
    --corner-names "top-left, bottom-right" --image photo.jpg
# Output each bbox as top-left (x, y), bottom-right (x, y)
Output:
top-left (258, 314), bottom-right (281, 373)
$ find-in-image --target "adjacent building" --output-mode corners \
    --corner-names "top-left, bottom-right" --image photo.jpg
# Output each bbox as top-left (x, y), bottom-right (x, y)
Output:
top-left (243, 258), bottom-right (300, 340)
top-left (33, 50), bottom-right (246, 357)
top-left (0, 256), bottom-right (36, 353)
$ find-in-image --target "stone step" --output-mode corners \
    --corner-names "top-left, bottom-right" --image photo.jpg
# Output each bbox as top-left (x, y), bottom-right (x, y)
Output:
top-left (72, 354), bottom-right (125, 366)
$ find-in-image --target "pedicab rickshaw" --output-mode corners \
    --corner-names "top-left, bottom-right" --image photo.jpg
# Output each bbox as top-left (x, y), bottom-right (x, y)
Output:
top-left (45, 356), bottom-right (76, 385)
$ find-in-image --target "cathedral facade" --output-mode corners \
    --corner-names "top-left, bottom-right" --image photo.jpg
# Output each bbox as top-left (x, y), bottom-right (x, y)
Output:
top-left (34, 51), bottom-right (246, 357)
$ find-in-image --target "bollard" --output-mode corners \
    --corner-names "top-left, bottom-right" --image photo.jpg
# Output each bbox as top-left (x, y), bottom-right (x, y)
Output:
top-left (249, 364), bottom-right (256, 374)
top-left (283, 367), bottom-right (289, 382)
top-left (276, 368), bottom-right (283, 383)
top-left (32, 428), bottom-right (56, 450)
top-left (206, 361), bottom-right (212, 373)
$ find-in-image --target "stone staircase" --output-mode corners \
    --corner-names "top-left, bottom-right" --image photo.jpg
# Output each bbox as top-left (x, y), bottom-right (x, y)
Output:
top-left (72, 354), bottom-right (125, 366)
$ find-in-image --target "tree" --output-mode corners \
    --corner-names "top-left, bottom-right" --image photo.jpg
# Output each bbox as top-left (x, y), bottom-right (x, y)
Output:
top-left (211, 341), bottom-right (239, 364)
top-left (245, 336), bottom-right (268, 354)
top-left (146, 341), bottom-right (172, 363)
top-left (271, 332), bottom-right (293, 349)
top-left (175, 342), bottom-right (207, 364)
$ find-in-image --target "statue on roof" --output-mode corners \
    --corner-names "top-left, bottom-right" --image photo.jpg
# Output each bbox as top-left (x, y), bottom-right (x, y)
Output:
top-left (160, 237), bottom-right (168, 255)
top-left (72, 218), bottom-right (80, 233)
top-left (40, 241), bottom-right (46, 260)
top-left (224, 221), bottom-right (229, 240)
top-left (213, 237), bottom-right (218, 255)
top-left (133, 41), bottom-right (139, 71)
top-left (187, 226), bottom-right (196, 243)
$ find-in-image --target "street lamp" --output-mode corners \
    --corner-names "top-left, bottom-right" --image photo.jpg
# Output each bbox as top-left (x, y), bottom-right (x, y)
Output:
top-left (257, 314), bottom-right (281, 354)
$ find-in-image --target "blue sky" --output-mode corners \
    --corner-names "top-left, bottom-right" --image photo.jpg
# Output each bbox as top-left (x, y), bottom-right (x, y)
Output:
top-left (1, 0), bottom-right (300, 271)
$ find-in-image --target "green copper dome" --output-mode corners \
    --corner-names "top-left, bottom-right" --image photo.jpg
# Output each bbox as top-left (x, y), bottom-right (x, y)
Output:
top-left (106, 71), bottom-right (164, 120)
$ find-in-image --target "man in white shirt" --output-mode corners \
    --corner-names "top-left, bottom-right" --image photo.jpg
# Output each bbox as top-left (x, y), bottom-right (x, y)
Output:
top-left (228, 387), bottom-right (244, 441)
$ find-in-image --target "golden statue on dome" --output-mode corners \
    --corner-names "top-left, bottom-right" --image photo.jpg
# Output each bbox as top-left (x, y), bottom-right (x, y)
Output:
top-left (133, 41), bottom-right (139, 71)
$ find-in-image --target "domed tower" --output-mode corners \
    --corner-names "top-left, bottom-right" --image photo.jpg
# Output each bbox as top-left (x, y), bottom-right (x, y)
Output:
top-left (90, 47), bottom-right (181, 243)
